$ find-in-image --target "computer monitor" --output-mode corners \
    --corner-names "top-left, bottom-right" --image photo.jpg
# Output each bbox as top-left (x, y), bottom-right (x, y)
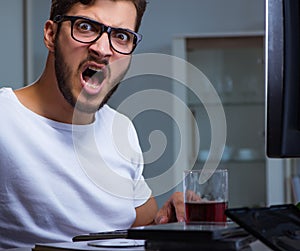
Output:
top-left (266, 0), bottom-right (300, 158)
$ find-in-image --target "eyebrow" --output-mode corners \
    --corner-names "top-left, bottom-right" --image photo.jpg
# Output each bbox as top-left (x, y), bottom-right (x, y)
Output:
top-left (74, 15), bottom-right (136, 31)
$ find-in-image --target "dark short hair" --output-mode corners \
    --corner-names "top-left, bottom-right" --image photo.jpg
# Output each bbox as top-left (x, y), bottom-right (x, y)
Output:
top-left (50, 0), bottom-right (147, 31)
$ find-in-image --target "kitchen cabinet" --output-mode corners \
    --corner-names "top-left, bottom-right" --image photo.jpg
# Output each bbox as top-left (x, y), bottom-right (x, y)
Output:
top-left (172, 32), bottom-right (282, 207)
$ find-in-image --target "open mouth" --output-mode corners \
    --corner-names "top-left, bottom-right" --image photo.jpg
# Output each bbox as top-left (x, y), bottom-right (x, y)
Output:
top-left (82, 65), bottom-right (106, 91)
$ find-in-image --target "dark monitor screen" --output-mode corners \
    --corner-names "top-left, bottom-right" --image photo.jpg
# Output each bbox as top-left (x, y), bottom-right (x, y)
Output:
top-left (266, 0), bottom-right (300, 158)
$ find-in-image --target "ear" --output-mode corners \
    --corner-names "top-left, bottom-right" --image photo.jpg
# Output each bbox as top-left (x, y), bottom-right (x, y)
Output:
top-left (44, 20), bottom-right (57, 52)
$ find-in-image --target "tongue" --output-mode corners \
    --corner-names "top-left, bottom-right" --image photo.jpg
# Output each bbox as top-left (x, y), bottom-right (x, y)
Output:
top-left (93, 71), bottom-right (105, 83)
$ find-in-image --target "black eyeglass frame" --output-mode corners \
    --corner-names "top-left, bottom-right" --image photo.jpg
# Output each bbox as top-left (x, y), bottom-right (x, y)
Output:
top-left (53, 15), bottom-right (142, 55)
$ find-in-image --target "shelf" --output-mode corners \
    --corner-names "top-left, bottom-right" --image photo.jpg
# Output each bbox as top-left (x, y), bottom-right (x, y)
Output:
top-left (196, 159), bottom-right (266, 164)
top-left (188, 101), bottom-right (265, 107)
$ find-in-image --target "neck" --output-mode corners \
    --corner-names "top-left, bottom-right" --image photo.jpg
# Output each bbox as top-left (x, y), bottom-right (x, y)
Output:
top-left (15, 55), bottom-right (95, 125)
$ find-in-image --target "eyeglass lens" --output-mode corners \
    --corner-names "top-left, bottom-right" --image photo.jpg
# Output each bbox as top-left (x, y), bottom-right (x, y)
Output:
top-left (72, 18), bottom-right (137, 54)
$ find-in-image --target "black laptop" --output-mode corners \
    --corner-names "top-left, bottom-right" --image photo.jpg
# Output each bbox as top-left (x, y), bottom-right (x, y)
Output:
top-left (127, 221), bottom-right (255, 251)
top-left (225, 204), bottom-right (300, 251)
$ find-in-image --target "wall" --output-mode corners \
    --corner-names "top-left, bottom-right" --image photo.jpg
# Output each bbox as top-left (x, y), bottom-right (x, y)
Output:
top-left (138, 0), bottom-right (264, 54)
top-left (0, 1), bottom-right (24, 89)
top-left (25, 0), bottom-right (51, 83)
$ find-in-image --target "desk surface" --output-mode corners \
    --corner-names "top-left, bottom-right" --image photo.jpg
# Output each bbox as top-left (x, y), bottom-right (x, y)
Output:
top-left (3, 240), bottom-right (272, 251)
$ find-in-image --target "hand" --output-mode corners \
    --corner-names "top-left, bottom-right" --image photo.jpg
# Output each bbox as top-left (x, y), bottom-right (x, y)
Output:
top-left (185, 189), bottom-right (202, 202)
top-left (154, 192), bottom-right (185, 224)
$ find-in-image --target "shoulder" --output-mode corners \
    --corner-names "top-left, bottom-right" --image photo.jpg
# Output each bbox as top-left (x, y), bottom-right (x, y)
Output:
top-left (0, 87), bottom-right (19, 110)
top-left (97, 104), bottom-right (134, 128)
top-left (96, 105), bottom-right (140, 144)
top-left (0, 87), bottom-right (14, 99)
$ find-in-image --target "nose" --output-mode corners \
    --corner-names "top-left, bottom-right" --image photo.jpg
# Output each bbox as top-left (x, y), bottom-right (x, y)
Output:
top-left (88, 32), bottom-right (113, 58)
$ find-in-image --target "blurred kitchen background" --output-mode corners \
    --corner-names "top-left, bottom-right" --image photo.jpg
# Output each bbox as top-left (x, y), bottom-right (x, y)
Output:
top-left (1, 0), bottom-right (299, 208)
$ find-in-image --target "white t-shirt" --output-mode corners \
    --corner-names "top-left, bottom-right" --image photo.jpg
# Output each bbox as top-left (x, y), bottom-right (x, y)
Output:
top-left (0, 88), bottom-right (151, 248)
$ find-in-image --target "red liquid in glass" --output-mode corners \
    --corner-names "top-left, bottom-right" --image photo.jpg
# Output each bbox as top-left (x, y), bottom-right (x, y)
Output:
top-left (185, 201), bottom-right (228, 223)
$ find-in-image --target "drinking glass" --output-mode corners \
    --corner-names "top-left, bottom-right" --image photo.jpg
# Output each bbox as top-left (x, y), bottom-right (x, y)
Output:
top-left (183, 169), bottom-right (228, 223)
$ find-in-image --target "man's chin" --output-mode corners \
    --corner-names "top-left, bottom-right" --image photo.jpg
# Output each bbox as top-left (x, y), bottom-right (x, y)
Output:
top-left (74, 102), bottom-right (100, 114)
top-left (72, 83), bottom-right (119, 117)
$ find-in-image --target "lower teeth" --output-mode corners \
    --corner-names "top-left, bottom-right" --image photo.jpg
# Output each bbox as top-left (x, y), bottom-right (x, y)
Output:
top-left (85, 82), bottom-right (99, 89)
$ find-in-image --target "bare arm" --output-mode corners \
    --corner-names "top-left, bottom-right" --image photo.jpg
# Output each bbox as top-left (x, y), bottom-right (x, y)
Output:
top-left (131, 196), bottom-right (158, 227)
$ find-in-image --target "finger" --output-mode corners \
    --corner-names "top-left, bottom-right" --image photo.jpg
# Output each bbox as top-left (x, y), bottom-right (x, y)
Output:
top-left (155, 215), bottom-right (168, 224)
top-left (154, 202), bottom-right (172, 224)
top-left (156, 192), bottom-right (185, 223)
top-left (172, 192), bottom-right (185, 222)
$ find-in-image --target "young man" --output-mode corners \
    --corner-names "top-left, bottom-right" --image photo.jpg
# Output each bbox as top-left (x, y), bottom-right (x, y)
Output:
top-left (0, 0), bottom-right (184, 248)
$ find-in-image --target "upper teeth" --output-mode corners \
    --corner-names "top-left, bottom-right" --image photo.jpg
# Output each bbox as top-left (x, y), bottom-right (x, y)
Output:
top-left (89, 66), bottom-right (102, 72)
